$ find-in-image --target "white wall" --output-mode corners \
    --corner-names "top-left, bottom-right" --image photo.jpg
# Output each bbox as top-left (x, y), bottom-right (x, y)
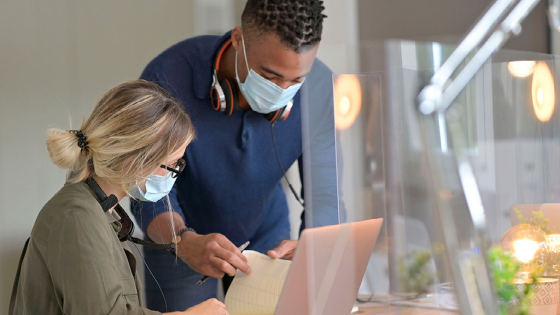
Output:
top-left (317, 0), bottom-right (360, 74)
top-left (283, 0), bottom-right (361, 239)
top-left (0, 0), bottom-right (200, 309)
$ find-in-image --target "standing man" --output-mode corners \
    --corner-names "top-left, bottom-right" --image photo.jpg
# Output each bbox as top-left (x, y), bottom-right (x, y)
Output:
top-left (132, 0), bottom-right (340, 312)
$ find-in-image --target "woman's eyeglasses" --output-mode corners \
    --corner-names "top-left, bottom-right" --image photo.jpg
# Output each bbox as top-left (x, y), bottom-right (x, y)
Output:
top-left (160, 158), bottom-right (186, 178)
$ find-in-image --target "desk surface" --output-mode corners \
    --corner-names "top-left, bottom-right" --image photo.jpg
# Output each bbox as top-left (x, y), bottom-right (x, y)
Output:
top-left (354, 294), bottom-right (458, 314)
top-left (358, 305), bottom-right (457, 314)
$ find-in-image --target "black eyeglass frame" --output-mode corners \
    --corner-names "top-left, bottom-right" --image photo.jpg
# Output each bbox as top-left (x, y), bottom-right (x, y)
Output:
top-left (160, 158), bottom-right (186, 178)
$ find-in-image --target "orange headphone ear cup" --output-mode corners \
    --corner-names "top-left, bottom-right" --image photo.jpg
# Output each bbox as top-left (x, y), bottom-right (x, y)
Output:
top-left (279, 106), bottom-right (292, 121)
top-left (264, 107), bottom-right (286, 123)
top-left (210, 85), bottom-right (222, 111)
top-left (219, 78), bottom-right (239, 116)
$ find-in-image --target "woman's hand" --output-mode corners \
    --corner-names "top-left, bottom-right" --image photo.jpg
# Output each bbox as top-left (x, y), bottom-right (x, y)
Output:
top-left (184, 298), bottom-right (229, 315)
top-left (164, 298), bottom-right (228, 315)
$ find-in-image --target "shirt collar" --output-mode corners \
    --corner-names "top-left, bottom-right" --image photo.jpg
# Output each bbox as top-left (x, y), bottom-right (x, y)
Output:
top-left (192, 30), bottom-right (233, 100)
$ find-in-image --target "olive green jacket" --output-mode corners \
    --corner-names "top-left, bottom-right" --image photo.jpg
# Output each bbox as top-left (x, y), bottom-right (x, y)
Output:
top-left (9, 181), bottom-right (161, 315)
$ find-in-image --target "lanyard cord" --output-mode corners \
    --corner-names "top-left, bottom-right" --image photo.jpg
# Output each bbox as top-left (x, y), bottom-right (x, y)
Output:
top-left (271, 123), bottom-right (305, 207)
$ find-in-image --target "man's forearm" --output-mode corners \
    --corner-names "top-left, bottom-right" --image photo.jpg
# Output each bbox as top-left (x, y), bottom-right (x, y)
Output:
top-left (146, 211), bottom-right (187, 244)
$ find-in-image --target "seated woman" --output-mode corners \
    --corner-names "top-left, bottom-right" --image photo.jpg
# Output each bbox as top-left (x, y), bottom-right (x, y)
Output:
top-left (9, 80), bottom-right (228, 315)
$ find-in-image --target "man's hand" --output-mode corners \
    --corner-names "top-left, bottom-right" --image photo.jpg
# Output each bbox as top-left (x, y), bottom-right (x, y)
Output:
top-left (268, 240), bottom-right (298, 260)
top-left (177, 232), bottom-right (251, 279)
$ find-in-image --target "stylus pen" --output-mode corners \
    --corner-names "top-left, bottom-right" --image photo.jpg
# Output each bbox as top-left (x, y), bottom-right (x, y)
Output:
top-left (197, 241), bottom-right (250, 285)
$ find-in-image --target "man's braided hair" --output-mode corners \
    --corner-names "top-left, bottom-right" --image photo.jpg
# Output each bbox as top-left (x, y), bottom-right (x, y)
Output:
top-left (242, 0), bottom-right (327, 53)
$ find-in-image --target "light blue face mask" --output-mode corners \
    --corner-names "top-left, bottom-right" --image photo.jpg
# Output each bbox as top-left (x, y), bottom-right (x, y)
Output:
top-left (235, 35), bottom-right (304, 114)
top-left (129, 171), bottom-right (177, 202)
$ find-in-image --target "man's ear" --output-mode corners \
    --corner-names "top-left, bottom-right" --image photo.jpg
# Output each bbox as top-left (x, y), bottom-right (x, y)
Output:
top-left (231, 26), bottom-right (243, 50)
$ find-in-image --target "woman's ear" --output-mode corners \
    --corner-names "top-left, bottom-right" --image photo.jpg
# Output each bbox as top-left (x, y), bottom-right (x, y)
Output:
top-left (123, 157), bottom-right (133, 169)
top-left (124, 157), bottom-right (152, 178)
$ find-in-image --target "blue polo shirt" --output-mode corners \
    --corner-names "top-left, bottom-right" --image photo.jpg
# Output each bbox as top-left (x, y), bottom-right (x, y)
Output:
top-left (131, 31), bottom-right (340, 253)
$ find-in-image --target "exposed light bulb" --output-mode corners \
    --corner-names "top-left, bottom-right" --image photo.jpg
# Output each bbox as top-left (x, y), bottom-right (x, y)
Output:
top-left (514, 239), bottom-right (539, 264)
top-left (500, 224), bottom-right (547, 279)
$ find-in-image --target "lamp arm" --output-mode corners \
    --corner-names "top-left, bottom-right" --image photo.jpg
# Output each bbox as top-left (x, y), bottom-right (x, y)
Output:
top-left (549, 0), bottom-right (560, 33)
top-left (417, 0), bottom-right (544, 115)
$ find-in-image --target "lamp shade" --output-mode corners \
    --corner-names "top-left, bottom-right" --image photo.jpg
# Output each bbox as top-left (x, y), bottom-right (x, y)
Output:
top-left (532, 62), bottom-right (555, 122)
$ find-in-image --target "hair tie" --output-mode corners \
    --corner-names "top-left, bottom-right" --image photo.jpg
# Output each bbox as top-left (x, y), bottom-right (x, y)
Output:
top-left (69, 130), bottom-right (89, 152)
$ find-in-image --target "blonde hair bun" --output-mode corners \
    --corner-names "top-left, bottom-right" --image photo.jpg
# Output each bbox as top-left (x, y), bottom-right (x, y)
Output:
top-left (45, 80), bottom-right (195, 190)
top-left (46, 128), bottom-right (89, 170)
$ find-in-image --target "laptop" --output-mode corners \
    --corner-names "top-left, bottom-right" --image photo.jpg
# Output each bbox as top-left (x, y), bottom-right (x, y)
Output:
top-left (274, 218), bottom-right (383, 315)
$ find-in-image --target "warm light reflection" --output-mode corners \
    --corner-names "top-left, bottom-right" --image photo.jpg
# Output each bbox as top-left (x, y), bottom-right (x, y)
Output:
top-left (339, 96), bottom-right (350, 115)
top-left (532, 61), bottom-right (555, 122)
top-left (547, 234), bottom-right (560, 253)
top-left (334, 74), bottom-right (362, 130)
top-left (514, 239), bottom-right (539, 264)
top-left (508, 61), bottom-right (536, 78)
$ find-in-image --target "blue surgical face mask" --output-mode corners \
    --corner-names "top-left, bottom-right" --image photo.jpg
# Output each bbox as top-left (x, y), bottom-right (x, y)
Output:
top-left (235, 34), bottom-right (304, 114)
top-left (129, 171), bottom-right (177, 202)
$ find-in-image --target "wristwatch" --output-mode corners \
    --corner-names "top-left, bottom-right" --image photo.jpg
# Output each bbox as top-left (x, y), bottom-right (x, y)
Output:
top-left (172, 226), bottom-right (196, 245)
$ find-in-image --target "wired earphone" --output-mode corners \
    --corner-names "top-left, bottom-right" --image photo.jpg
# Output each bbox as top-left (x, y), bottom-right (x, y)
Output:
top-left (210, 38), bottom-right (304, 209)
top-left (85, 177), bottom-right (174, 311)
top-left (85, 177), bottom-right (177, 252)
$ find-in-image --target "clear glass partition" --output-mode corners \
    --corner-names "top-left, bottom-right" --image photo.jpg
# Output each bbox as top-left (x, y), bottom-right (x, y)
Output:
top-left (301, 40), bottom-right (560, 314)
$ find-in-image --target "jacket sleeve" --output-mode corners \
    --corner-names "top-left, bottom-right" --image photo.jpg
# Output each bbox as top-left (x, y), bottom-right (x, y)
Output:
top-left (46, 205), bottom-right (162, 315)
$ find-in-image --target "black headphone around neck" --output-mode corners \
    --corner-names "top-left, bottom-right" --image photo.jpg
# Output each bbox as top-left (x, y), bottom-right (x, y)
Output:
top-left (85, 177), bottom-right (176, 253)
top-left (210, 39), bottom-right (294, 123)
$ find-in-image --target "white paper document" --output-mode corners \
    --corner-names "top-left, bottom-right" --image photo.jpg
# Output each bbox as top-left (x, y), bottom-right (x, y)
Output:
top-left (225, 250), bottom-right (292, 315)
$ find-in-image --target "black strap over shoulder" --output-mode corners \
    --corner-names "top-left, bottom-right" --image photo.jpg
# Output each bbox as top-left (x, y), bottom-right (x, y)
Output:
top-left (86, 177), bottom-right (118, 212)
top-left (85, 177), bottom-right (176, 253)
